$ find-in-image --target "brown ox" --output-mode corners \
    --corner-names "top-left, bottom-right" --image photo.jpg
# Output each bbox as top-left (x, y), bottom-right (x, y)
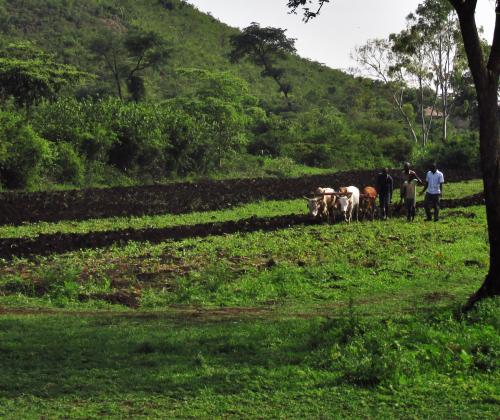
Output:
top-left (360, 186), bottom-right (377, 221)
top-left (305, 187), bottom-right (337, 224)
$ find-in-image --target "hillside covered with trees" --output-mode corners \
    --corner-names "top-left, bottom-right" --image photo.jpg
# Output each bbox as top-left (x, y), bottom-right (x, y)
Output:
top-left (0, 0), bottom-right (479, 189)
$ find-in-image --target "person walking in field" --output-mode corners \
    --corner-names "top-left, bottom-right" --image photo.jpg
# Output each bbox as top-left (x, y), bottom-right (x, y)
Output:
top-left (400, 162), bottom-right (422, 203)
top-left (376, 168), bottom-right (393, 220)
top-left (421, 163), bottom-right (444, 222)
top-left (402, 173), bottom-right (419, 222)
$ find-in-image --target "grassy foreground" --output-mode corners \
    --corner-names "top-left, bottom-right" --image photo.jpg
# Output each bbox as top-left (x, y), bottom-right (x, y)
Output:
top-left (0, 300), bottom-right (498, 418)
top-left (0, 198), bottom-right (498, 418)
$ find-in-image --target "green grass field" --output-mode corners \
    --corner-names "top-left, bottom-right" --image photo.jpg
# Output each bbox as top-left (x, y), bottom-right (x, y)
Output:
top-left (0, 301), bottom-right (498, 419)
top-left (0, 180), bottom-right (498, 418)
top-left (0, 205), bottom-right (489, 310)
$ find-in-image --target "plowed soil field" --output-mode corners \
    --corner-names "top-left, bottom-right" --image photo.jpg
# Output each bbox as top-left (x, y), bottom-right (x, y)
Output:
top-left (0, 168), bottom-right (480, 225)
top-left (0, 193), bottom-right (484, 259)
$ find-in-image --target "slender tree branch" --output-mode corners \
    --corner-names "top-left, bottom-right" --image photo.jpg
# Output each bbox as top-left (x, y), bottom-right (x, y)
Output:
top-left (487, 1), bottom-right (500, 74)
top-left (452, 1), bottom-right (487, 93)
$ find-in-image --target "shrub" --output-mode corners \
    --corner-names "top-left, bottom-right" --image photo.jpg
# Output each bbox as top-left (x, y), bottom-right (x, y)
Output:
top-left (39, 263), bottom-right (82, 302)
top-left (416, 132), bottom-right (480, 171)
top-left (0, 110), bottom-right (50, 189)
top-left (291, 142), bottom-right (333, 168)
top-left (332, 332), bottom-right (402, 386)
top-left (52, 142), bottom-right (84, 185)
top-left (380, 136), bottom-right (413, 164)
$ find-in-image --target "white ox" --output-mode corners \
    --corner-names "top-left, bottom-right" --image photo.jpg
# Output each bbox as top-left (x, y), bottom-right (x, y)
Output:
top-left (306, 187), bottom-right (337, 224)
top-left (335, 186), bottom-right (360, 223)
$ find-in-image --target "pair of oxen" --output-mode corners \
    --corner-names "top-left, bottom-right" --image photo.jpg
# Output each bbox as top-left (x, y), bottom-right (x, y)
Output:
top-left (305, 186), bottom-right (378, 223)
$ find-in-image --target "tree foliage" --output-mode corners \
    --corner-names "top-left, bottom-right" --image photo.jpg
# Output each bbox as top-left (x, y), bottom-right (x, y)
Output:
top-left (230, 23), bottom-right (296, 103)
top-left (394, 0), bottom-right (461, 142)
top-left (0, 42), bottom-right (86, 109)
top-left (354, 0), bottom-right (467, 146)
top-left (0, 110), bottom-right (50, 188)
top-left (90, 28), bottom-right (169, 101)
top-left (169, 69), bottom-right (259, 169)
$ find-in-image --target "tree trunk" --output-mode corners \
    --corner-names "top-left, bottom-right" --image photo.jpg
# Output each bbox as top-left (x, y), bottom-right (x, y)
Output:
top-left (465, 83), bottom-right (500, 308)
top-left (393, 89), bottom-right (419, 144)
top-left (419, 75), bottom-right (426, 145)
top-left (442, 113), bottom-right (448, 143)
top-left (451, 0), bottom-right (500, 308)
top-left (114, 74), bottom-right (123, 100)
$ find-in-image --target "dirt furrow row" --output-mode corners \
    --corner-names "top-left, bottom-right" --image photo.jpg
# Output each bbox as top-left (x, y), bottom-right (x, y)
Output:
top-left (0, 168), bottom-right (480, 225)
top-left (0, 193), bottom-right (484, 260)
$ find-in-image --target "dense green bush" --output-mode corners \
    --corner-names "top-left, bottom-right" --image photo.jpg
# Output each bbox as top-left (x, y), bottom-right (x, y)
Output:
top-left (278, 107), bottom-right (409, 170)
top-left (305, 298), bottom-right (500, 388)
top-left (32, 98), bottom-right (118, 163)
top-left (380, 136), bottom-right (413, 164)
top-left (416, 132), bottom-right (480, 170)
top-left (51, 142), bottom-right (84, 185)
top-left (0, 110), bottom-right (50, 189)
top-left (29, 70), bottom-right (263, 182)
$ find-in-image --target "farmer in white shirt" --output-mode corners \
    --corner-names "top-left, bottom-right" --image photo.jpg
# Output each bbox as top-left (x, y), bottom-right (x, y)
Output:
top-left (421, 163), bottom-right (444, 222)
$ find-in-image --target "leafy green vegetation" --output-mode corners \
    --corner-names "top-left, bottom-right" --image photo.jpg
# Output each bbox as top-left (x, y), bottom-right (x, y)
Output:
top-left (1, 0), bottom-right (478, 190)
top-left (0, 204), bottom-right (488, 310)
top-left (0, 41), bottom-right (87, 109)
top-left (0, 109), bottom-right (50, 189)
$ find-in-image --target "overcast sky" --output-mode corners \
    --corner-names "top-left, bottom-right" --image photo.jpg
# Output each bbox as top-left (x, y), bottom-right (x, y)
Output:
top-left (186, 0), bottom-right (496, 70)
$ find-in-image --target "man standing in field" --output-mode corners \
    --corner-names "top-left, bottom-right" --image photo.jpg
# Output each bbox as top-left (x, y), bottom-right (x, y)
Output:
top-left (377, 168), bottom-right (393, 220)
top-left (403, 173), bottom-right (419, 222)
top-left (421, 163), bottom-right (444, 222)
top-left (400, 162), bottom-right (422, 202)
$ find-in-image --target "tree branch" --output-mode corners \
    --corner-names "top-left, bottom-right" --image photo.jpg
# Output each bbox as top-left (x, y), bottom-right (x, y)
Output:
top-left (451, 0), bottom-right (488, 91)
top-left (287, 0), bottom-right (330, 22)
top-left (487, 1), bottom-right (500, 75)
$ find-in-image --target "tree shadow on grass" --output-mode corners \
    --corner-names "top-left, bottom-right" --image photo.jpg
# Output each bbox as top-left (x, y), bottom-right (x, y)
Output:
top-left (0, 315), bottom-right (318, 400)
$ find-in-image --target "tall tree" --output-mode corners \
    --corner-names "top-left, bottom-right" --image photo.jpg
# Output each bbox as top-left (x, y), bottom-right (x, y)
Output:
top-left (90, 28), bottom-right (169, 101)
top-left (357, 1), bottom-right (462, 146)
top-left (287, 0), bottom-right (500, 306)
top-left (352, 38), bottom-right (422, 145)
top-left (172, 69), bottom-right (259, 169)
top-left (406, 0), bottom-right (461, 142)
top-left (390, 25), bottom-right (439, 147)
top-left (229, 22), bottom-right (296, 107)
top-left (123, 30), bottom-right (169, 102)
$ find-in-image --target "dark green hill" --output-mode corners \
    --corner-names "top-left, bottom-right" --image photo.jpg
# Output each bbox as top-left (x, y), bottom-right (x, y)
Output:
top-left (0, 0), bottom-right (390, 112)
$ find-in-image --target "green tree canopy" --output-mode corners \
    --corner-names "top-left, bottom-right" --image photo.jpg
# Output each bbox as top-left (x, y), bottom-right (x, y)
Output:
top-left (0, 42), bottom-right (87, 109)
top-left (170, 69), bottom-right (262, 168)
top-left (230, 22), bottom-right (296, 104)
top-left (90, 28), bottom-right (170, 101)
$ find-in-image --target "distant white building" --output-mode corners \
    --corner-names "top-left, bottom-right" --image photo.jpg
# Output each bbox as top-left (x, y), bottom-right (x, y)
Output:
top-left (423, 107), bottom-right (444, 119)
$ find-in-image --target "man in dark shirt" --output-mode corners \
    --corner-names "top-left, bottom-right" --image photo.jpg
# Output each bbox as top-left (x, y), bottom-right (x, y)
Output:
top-left (377, 168), bottom-right (393, 220)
